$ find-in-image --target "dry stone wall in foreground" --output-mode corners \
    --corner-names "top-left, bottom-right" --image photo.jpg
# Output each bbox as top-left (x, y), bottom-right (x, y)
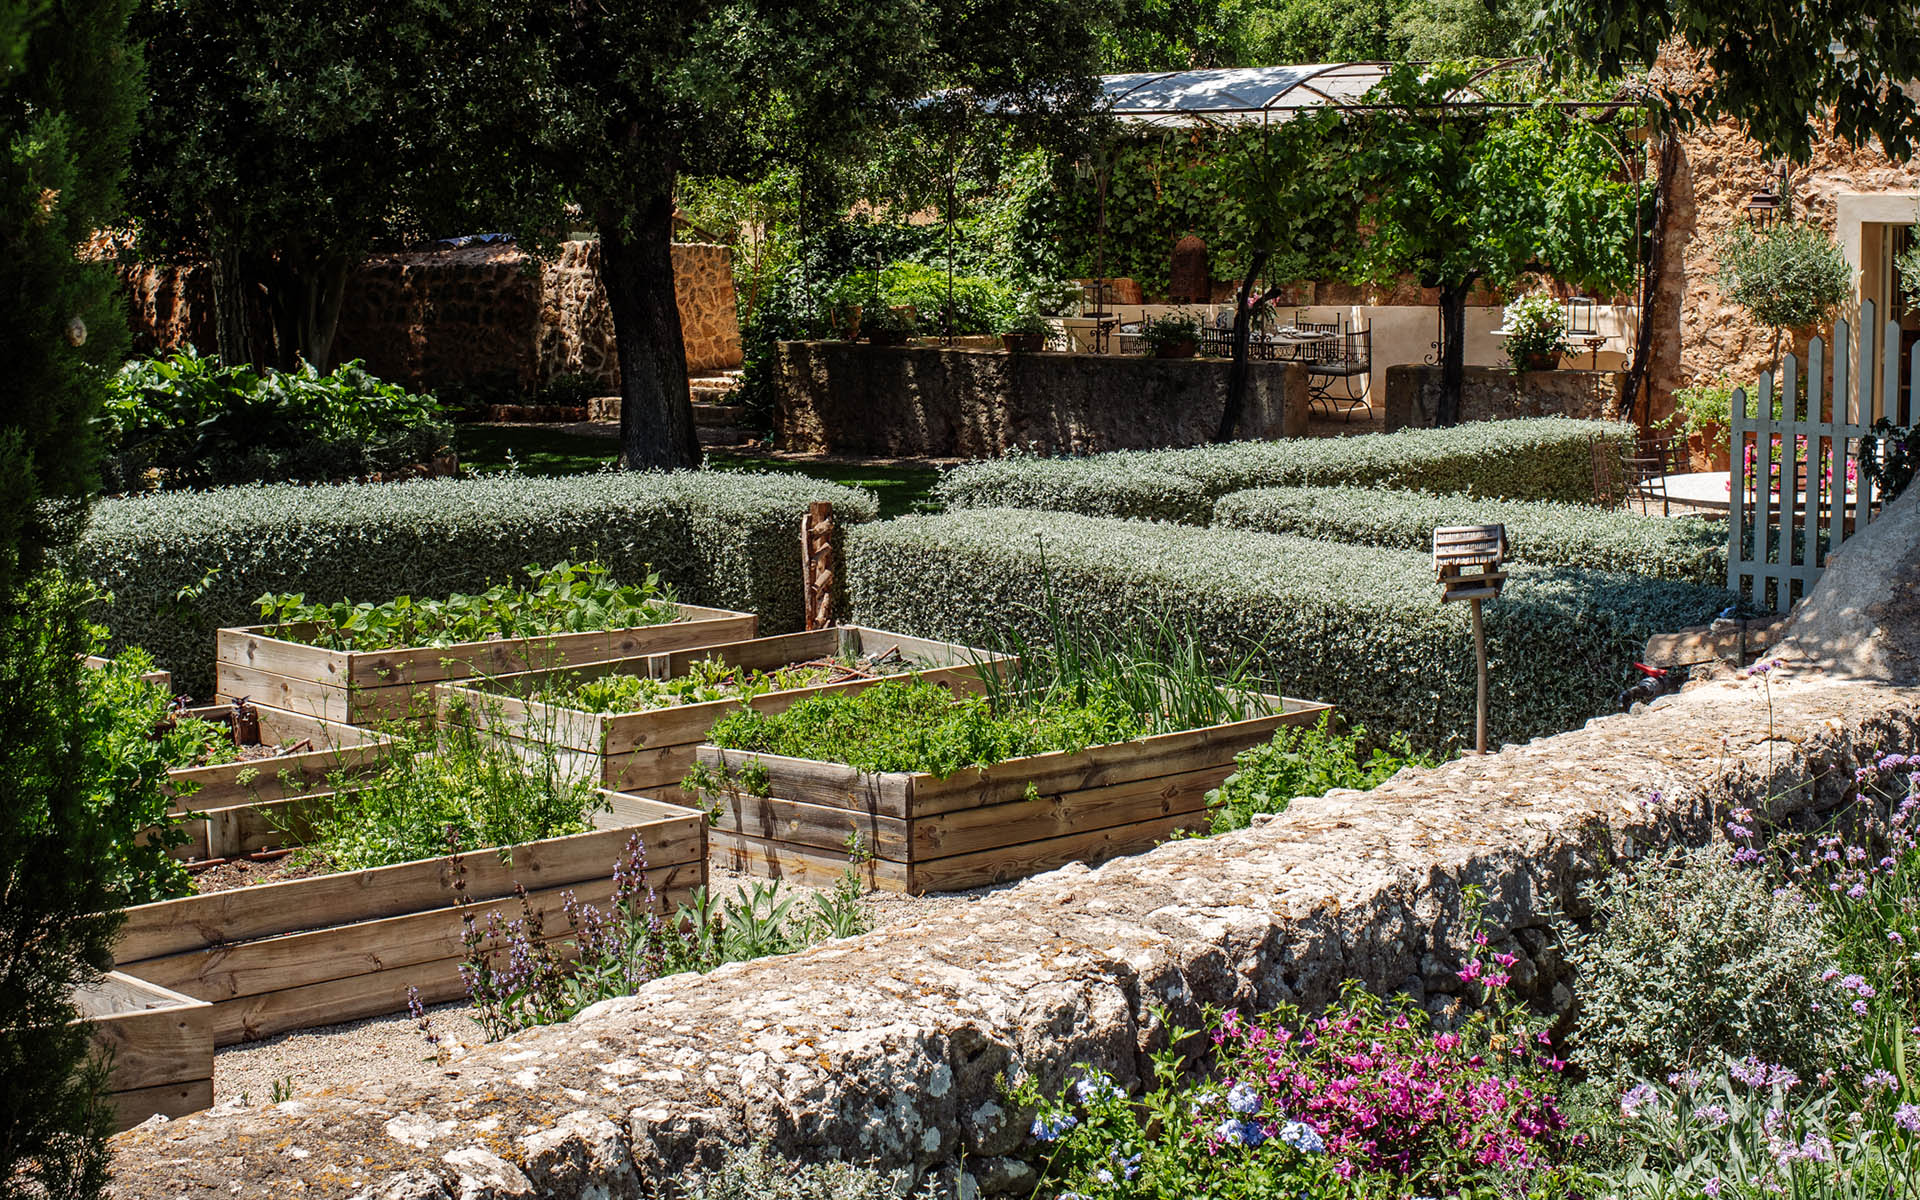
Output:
top-left (106, 663), bottom-right (1920, 1199)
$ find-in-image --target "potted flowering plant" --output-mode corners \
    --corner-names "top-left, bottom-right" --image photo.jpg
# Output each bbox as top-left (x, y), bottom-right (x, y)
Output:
top-left (1141, 312), bottom-right (1201, 359)
top-left (1663, 380), bottom-right (1734, 472)
top-left (862, 304), bottom-right (917, 346)
top-left (1501, 294), bottom-right (1570, 371)
top-left (1000, 309), bottom-right (1051, 353)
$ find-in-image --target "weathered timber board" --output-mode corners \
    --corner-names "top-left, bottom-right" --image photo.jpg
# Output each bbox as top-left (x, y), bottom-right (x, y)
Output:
top-left (116, 794), bottom-right (704, 960)
top-left (216, 605), bottom-right (758, 725)
top-left (71, 971), bottom-right (213, 1131)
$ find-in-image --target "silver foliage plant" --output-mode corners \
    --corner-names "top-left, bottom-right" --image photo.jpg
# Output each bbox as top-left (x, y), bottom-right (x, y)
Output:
top-left (675, 1143), bottom-right (932, 1200)
top-left (1566, 843), bottom-right (1857, 1083)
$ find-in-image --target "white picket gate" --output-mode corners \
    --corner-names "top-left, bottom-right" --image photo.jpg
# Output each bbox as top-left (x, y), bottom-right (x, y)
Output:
top-left (1726, 301), bottom-right (1912, 612)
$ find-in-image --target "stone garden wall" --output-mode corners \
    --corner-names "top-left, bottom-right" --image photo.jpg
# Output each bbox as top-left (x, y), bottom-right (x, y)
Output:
top-left (774, 343), bottom-right (1310, 457)
top-left (118, 242), bottom-right (742, 394)
top-left (104, 488), bottom-right (1920, 1199)
top-left (1381, 364), bottom-right (1628, 431)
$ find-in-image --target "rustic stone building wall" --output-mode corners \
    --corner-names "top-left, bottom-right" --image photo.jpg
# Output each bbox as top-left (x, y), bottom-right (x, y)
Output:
top-left (1651, 119), bottom-right (1920, 423)
top-left (117, 241), bottom-right (742, 394)
top-left (775, 342), bottom-right (1309, 456)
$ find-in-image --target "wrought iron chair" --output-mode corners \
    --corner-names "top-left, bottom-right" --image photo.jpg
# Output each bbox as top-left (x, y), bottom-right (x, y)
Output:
top-left (1306, 325), bottom-right (1373, 420)
top-left (1624, 432), bottom-right (1686, 516)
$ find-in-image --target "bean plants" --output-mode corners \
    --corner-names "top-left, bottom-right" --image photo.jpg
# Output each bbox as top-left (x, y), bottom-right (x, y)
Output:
top-left (82, 648), bottom-right (234, 903)
top-left (538, 651), bottom-right (911, 715)
top-left (1208, 715), bottom-right (1441, 832)
top-left (254, 560), bottom-right (679, 652)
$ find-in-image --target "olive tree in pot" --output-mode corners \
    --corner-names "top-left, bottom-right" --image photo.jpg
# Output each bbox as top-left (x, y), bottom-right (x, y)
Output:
top-left (1711, 220), bottom-right (1852, 362)
top-left (1501, 293), bottom-right (1571, 371)
top-left (1141, 312), bottom-right (1201, 358)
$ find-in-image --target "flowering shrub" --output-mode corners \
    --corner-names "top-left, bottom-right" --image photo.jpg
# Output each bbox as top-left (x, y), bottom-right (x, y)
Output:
top-left (1565, 844), bottom-right (1855, 1083)
top-left (1019, 910), bottom-right (1582, 1198)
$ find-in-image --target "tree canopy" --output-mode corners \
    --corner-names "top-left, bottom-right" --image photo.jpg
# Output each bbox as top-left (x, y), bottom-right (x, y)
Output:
top-left (1533, 0), bottom-right (1920, 161)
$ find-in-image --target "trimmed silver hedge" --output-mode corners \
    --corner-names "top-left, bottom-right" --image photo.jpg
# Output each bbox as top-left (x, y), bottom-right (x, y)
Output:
top-left (71, 471), bottom-right (879, 696)
top-left (847, 508), bottom-right (1732, 750)
top-left (1213, 486), bottom-right (1727, 585)
top-left (936, 417), bottom-right (1633, 523)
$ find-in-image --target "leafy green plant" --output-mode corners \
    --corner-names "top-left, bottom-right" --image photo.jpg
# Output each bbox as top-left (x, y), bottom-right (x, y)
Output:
top-left (1664, 380), bottom-right (1735, 441)
top-left (698, 677), bottom-right (1150, 778)
top-left (1207, 715), bottom-right (1440, 832)
top-left (98, 349), bottom-right (450, 491)
top-left (254, 560), bottom-right (679, 652)
top-left (535, 653), bottom-right (906, 715)
top-left (1139, 311), bottom-right (1202, 353)
top-left (1000, 308), bottom-right (1053, 338)
top-left (679, 1142), bottom-right (921, 1200)
top-left (1862, 418), bottom-right (1919, 503)
top-left (1712, 221), bottom-right (1853, 333)
top-left (861, 304), bottom-right (918, 337)
top-left (877, 260), bottom-right (1016, 335)
top-left (1502, 293), bottom-right (1571, 368)
top-left (533, 372), bottom-right (600, 409)
top-left (81, 647), bottom-right (235, 904)
top-left (301, 708), bottom-right (605, 873)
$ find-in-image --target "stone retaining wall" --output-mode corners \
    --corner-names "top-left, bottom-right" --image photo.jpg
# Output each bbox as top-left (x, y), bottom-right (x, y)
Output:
top-left (118, 242), bottom-right (742, 394)
top-left (1381, 364), bottom-right (1628, 430)
top-left (774, 343), bottom-right (1310, 457)
top-left (106, 662), bottom-right (1920, 1199)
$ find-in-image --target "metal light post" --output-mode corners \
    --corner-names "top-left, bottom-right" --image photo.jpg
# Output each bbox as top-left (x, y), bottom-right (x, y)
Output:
top-left (1433, 524), bottom-right (1508, 754)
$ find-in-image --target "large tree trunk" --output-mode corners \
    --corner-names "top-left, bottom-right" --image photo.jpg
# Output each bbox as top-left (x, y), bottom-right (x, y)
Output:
top-left (1437, 281), bottom-right (1469, 427)
top-left (207, 239), bottom-right (259, 369)
top-left (1216, 251), bottom-right (1270, 443)
top-left (597, 184), bottom-right (699, 470)
top-left (262, 248), bottom-right (353, 372)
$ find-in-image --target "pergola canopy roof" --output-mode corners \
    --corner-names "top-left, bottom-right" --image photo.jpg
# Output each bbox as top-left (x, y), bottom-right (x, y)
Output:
top-left (1100, 63), bottom-right (1395, 126)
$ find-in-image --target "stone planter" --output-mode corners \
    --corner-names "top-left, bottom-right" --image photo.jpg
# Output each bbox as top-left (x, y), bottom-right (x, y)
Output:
top-left (1520, 350), bottom-right (1563, 371)
top-left (112, 792), bottom-right (705, 1048)
top-left (439, 626), bottom-right (1012, 805)
top-left (215, 603), bottom-right (758, 725)
top-left (1154, 339), bottom-right (1198, 359)
top-left (692, 693), bottom-right (1331, 894)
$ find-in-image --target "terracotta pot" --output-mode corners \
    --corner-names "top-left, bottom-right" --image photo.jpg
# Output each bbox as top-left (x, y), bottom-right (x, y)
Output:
top-left (1154, 339), bottom-right (1197, 359)
top-left (1689, 425), bottom-right (1731, 473)
top-left (866, 329), bottom-right (908, 346)
top-left (1001, 333), bottom-right (1045, 353)
top-left (1520, 350), bottom-right (1561, 372)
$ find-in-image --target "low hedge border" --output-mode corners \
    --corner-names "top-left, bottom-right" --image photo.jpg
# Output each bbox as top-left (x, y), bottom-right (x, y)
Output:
top-left (847, 508), bottom-right (1733, 750)
top-left (936, 418), bottom-right (1634, 523)
top-left (1213, 486), bottom-right (1728, 585)
top-left (70, 471), bottom-right (880, 697)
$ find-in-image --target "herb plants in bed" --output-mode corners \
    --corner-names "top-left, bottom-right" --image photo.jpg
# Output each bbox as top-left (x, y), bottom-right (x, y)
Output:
top-left (686, 615), bottom-right (1330, 894)
top-left (437, 625), bottom-right (1010, 802)
top-left (216, 560), bottom-right (758, 723)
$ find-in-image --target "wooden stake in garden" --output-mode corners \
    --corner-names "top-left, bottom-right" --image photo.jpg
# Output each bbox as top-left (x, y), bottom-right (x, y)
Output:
top-left (802, 501), bottom-right (837, 630)
top-left (1433, 524), bottom-right (1507, 755)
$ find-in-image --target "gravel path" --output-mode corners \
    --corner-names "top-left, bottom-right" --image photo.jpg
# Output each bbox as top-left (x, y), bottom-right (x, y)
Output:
top-left (213, 869), bottom-right (1009, 1109)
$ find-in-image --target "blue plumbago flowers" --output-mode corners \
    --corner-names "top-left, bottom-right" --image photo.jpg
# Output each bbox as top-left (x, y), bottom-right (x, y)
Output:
top-left (1031, 1113), bottom-right (1079, 1141)
top-left (1226, 1081), bottom-right (1261, 1115)
top-left (1073, 1073), bottom-right (1124, 1105)
top-left (1214, 1117), bottom-right (1267, 1148)
top-left (1278, 1120), bottom-right (1326, 1154)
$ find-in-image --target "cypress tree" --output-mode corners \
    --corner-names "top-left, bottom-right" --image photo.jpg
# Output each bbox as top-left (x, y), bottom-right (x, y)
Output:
top-left (0, 0), bottom-right (144, 1193)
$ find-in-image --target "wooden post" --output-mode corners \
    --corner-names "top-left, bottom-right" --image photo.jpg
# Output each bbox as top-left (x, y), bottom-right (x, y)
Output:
top-left (801, 501), bottom-right (837, 631)
top-left (1470, 596), bottom-right (1488, 755)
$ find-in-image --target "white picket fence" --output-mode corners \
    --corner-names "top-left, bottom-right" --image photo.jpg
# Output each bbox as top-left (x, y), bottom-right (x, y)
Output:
top-left (1727, 301), bottom-right (1910, 612)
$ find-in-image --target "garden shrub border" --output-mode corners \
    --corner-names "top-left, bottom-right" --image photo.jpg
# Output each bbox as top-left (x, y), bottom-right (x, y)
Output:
top-left (935, 417), bottom-right (1634, 523)
top-left (68, 471), bottom-right (880, 698)
top-left (847, 508), bottom-right (1734, 750)
top-left (1213, 486), bottom-right (1728, 585)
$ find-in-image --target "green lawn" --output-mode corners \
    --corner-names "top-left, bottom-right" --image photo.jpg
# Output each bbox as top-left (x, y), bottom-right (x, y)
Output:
top-left (457, 425), bottom-right (940, 518)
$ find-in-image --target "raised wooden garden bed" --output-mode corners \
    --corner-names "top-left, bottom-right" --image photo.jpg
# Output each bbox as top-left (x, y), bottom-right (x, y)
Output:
top-left (166, 704), bottom-right (395, 860)
top-left (215, 603), bottom-right (759, 724)
top-left (693, 695), bottom-right (1331, 894)
top-left (439, 626), bottom-right (1010, 804)
top-left (112, 792), bottom-right (705, 1048)
top-left (74, 971), bottom-right (213, 1132)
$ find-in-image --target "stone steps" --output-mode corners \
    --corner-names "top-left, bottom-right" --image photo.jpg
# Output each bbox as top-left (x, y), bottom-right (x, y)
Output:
top-left (584, 366), bottom-right (756, 445)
